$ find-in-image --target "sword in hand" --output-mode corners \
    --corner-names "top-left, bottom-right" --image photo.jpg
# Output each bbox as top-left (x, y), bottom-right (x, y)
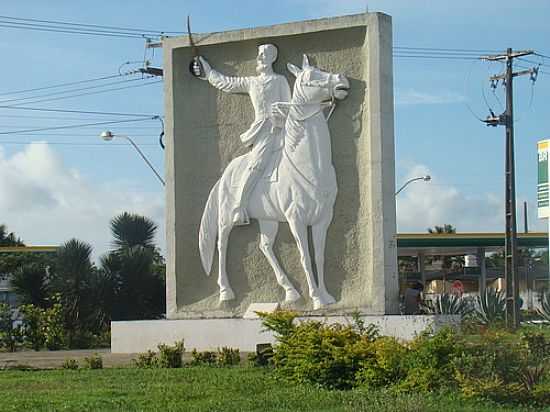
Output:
top-left (187, 15), bottom-right (209, 79)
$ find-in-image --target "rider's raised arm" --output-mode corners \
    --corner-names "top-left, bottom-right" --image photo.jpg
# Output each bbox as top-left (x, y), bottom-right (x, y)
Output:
top-left (195, 56), bottom-right (250, 94)
top-left (208, 70), bottom-right (251, 94)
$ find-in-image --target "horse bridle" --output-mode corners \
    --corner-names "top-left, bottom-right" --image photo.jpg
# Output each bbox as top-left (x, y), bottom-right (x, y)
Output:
top-left (274, 71), bottom-right (338, 122)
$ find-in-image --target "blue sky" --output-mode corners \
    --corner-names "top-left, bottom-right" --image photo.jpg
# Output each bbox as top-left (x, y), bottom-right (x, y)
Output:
top-left (0, 0), bottom-right (549, 258)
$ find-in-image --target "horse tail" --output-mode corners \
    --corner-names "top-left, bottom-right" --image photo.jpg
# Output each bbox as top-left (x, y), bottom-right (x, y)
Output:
top-left (199, 180), bottom-right (220, 276)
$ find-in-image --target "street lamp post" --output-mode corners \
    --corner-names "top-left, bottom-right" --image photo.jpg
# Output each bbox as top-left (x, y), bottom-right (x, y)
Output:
top-left (100, 131), bottom-right (165, 186)
top-left (395, 175), bottom-right (431, 196)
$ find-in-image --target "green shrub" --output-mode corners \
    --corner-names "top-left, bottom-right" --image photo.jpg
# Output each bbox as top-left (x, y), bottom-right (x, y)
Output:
top-left (349, 310), bottom-right (379, 340)
top-left (356, 336), bottom-right (408, 388)
top-left (258, 310), bottom-right (297, 342)
top-left (248, 343), bottom-right (274, 367)
top-left (62, 358), bottom-right (79, 370)
top-left (452, 330), bottom-right (539, 403)
top-left (217, 347), bottom-right (240, 366)
top-left (0, 303), bottom-right (22, 352)
top-left (399, 327), bottom-right (461, 393)
top-left (268, 320), bottom-right (371, 389)
top-left (520, 329), bottom-right (550, 361)
top-left (42, 297), bottom-right (65, 350)
top-left (83, 353), bottom-right (103, 369)
top-left (190, 349), bottom-right (217, 366)
top-left (133, 350), bottom-right (158, 368)
top-left (458, 376), bottom-right (527, 403)
top-left (533, 381), bottom-right (550, 406)
top-left (157, 340), bottom-right (184, 368)
top-left (18, 296), bottom-right (65, 351)
top-left (18, 304), bottom-right (44, 351)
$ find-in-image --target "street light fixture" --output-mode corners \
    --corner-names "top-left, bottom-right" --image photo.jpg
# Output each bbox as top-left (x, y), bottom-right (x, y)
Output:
top-left (395, 175), bottom-right (431, 196)
top-left (100, 130), bottom-right (165, 186)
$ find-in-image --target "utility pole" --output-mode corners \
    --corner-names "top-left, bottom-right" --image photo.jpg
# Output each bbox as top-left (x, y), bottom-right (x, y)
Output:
top-left (481, 48), bottom-right (538, 330)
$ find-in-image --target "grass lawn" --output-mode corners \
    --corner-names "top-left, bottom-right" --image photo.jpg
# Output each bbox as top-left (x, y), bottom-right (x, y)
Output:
top-left (0, 367), bottom-right (548, 412)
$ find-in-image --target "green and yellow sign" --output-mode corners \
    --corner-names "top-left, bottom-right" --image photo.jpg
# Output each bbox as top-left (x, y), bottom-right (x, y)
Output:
top-left (538, 140), bottom-right (550, 218)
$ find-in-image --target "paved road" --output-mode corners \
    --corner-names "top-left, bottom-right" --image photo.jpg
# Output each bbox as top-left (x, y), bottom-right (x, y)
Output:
top-left (0, 349), bottom-right (138, 369)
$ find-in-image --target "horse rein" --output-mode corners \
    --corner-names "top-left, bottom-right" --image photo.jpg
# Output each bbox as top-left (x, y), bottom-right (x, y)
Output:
top-left (273, 72), bottom-right (338, 123)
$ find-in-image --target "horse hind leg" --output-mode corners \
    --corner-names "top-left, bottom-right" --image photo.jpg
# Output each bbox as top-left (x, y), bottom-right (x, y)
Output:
top-left (218, 222), bottom-right (235, 301)
top-left (258, 220), bottom-right (300, 303)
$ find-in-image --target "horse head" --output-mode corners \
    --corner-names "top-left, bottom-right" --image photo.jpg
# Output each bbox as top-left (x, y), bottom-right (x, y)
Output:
top-left (287, 54), bottom-right (350, 105)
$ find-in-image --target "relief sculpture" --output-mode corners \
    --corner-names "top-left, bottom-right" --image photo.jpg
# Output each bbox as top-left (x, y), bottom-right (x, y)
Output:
top-left (193, 47), bottom-right (350, 309)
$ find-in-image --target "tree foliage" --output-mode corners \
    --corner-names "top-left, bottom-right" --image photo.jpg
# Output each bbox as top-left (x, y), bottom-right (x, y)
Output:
top-left (49, 239), bottom-right (96, 345)
top-left (10, 263), bottom-right (50, 307)
top-left (0, 224), bottom-right (23, 247)
top-left (428, 224), bottom-right (456, 234)
top-left (99, 213), bottom-right (165, 321)
top-left (110, 212), bottom-right (158, 251)
top-left (2, 213), bottom-right (165, 349)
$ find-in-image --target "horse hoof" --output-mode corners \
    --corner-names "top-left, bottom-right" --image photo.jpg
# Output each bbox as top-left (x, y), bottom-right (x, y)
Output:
top-left (220, 288), bottom-right (235, 301)
top-left (321, 292), bottom-right (336, 305)
top-left (312, 297), bottom-right (323, 310)
top-left (312, 294), bottom-right (336, 310)
top-left (285, 288), bottom-right (301, 303)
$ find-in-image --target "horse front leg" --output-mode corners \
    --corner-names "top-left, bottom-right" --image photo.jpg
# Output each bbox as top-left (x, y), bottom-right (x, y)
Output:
top-left (287, 218), bottom-right (322, 309)
top-left (258, 219), bottom-right (300, 303)
top-left (312, 215), bottom-right (336, 306)
top-left (218, 222), bottom-right (235, 301)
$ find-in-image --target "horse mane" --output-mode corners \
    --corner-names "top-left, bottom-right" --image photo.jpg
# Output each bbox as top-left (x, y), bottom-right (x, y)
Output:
top-left (284, 70), bottom-right (321, 151)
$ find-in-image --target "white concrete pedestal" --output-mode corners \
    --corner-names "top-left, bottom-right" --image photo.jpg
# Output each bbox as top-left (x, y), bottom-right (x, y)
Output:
top-left (111, 315), bottom-right (459, 353)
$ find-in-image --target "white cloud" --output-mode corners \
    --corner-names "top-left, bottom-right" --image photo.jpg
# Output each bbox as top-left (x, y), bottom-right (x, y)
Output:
top-left (0, 143), bottom-right (164, 261)
top-left (395, 89), bottom-right (466, 106)
top-left (396, 164), bottom-right (504, 233)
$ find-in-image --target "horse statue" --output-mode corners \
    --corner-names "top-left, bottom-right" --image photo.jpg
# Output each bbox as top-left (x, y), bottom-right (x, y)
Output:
top-left (199, 55), bottom-right (350, 309)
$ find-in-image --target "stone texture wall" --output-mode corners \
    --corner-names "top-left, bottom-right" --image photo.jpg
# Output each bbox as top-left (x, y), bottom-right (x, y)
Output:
top-left (164, 13), bottom-right (398, 318)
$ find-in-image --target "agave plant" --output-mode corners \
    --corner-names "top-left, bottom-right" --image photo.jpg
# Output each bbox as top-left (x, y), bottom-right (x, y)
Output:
top-left (423, 293), bottom-right (472, 316)
top-left (537, 290), bottom-right (550, 322)
top-left (472, 288), bottom-right (506, 326)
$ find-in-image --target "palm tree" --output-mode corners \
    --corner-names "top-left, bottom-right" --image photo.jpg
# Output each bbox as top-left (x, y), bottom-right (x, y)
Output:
top-left (110, 212), bottom-right (158, 251)
top-left (427, 224), bottom-right (456, 234)
top-left (49, 239), bottom-right (95, 346)
top-left (10, 264), bottom-right (49, 307)
top-left (100, 212), bottom-right (165, 321)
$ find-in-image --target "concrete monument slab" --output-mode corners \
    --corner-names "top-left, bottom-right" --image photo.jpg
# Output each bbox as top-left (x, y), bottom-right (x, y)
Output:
top-left (164, 12), bottom-right (398, 318)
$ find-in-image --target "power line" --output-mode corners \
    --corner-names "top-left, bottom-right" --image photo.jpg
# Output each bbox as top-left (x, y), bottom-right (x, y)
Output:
top-left (5, 80), bottom-right (162, 107)
top-left (516, 57), bottom-right (550, 68)
top-left (0, 106), bottom-right (159, 118)
top-left (394, 55), bottom-right (479, 60)
top-left (0, 73), bottom-right (129, 97)
top-left (394, 46), bottom-right (502, 53)
top-left (0, 22), bottom-right (149, 39)
top-left (0, 14), bottom-right (184, 35)
top-left (0, 117), bottom-right (158, 135)
top-left (0, 131), bottom-right (157, 136)
top-left (0, 114), bottom-right (157, 121)
top-left (0, 77), bottom-right (152, 105)
top-left (0, 19), bottom-right (166, 38)
top-left (0, 141), bottom-right (158, 147)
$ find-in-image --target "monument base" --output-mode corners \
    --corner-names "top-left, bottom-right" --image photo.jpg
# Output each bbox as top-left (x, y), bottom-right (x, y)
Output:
top-left (111, 315), bottom-right (459, 353)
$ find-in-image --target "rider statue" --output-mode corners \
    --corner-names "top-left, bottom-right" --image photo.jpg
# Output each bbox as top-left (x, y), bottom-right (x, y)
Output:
top-left (192, 44), bottom-right (291, 225)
